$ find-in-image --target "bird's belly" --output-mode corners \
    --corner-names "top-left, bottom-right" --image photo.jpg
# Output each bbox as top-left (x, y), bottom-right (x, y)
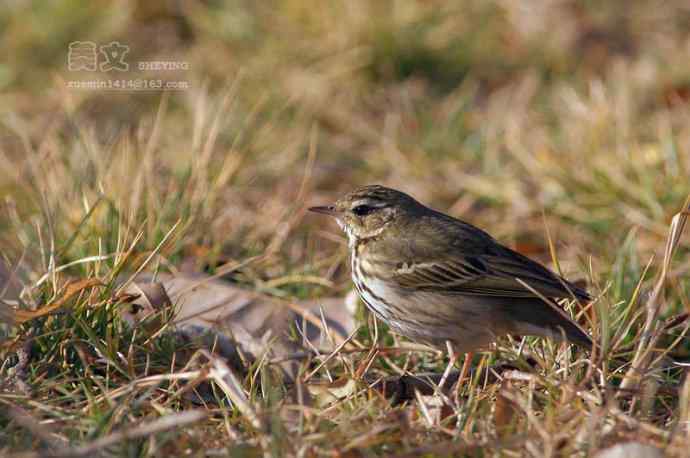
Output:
top-left (352, 253), bottom-right (503, 350)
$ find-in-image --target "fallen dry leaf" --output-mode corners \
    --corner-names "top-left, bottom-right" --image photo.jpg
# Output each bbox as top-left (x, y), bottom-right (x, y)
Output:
top-left (12, 278), bottom-right (103, 324)
top-left (119, 272), bottom-right (356, 381)
top-left (306, 377), bottom-right (359, 407)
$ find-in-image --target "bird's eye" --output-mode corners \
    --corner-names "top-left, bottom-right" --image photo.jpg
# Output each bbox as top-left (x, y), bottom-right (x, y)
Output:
top-left (352, 204), bottom-right (375, 216)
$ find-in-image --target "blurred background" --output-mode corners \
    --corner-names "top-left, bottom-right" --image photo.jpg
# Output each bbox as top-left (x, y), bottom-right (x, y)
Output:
top-left (1, 0), bottom-right (690, 301)
top-left (2, 2), bottom-right (690, 454)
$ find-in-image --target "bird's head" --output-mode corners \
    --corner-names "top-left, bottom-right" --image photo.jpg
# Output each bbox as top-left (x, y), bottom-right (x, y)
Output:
top-left (309, 185), bottom-right (423, 242)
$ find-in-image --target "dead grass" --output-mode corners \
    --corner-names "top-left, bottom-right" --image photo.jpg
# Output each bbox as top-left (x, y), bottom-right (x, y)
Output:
top-left (1, 0), bottom-right (690, 456)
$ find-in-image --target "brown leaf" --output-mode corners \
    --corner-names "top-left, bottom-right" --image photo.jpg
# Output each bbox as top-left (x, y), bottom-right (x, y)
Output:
top-left (13, 278), bottom-right (103, 324)
top-left (307, 377), bottom-right (358, 407)
top-left (120, 272), bottom-right (355, 381)
top-left (118, 282), bottom-right (171, 330)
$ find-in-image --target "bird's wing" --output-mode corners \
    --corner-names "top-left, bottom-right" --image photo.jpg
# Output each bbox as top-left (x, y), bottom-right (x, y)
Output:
top-left (391, 216), bottom-right (589, 300)
top-left (393, 257), bottom-right (487, 290)
top-left (392, 252), bottom-right (587, 300)
top-left (393, 256), bottom-right (584, 298)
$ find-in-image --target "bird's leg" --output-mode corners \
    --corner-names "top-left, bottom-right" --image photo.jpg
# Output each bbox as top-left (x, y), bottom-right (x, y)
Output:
top-left (457, 352), bottom-right (474, 385)
top-left (451, 352), bottom-right (474, 405)
top-left (438, 341), bottom-right (458, 391)
top-left (438, 344), bottom-right (474, 406)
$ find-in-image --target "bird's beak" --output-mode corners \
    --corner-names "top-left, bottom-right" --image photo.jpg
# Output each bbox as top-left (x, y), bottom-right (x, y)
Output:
top-left (308, 205), bottom-right (338, 216)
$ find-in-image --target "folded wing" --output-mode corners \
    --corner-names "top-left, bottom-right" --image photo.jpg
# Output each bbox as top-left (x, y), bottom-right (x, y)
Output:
top-left (392, 234), bottom-right (589, 301)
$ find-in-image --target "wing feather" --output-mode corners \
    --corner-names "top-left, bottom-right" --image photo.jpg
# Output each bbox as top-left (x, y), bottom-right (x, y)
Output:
top-left (392, 253), bottom-right (588, 300)
top-left (383, 210), bottom-right (589, 301)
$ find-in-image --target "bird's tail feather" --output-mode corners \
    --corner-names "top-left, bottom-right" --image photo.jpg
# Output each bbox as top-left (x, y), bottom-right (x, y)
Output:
top-left (501, 298), bottom-right (592, 350)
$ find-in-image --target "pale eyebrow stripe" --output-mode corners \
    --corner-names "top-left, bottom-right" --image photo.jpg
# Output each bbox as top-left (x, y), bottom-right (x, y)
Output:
top-left (351, 199), bottom-right (387, 208)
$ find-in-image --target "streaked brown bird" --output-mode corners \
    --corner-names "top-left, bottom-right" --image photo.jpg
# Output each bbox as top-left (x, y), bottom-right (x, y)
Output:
top-left (309, 185), bottom-right (592, 360)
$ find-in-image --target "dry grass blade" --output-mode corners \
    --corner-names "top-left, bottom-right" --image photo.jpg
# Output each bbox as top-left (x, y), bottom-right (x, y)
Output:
top-left (116, 219), bottom-right (181, 295)
top-left (32, 256), bottom-right (112, 290)
top-left (53, 410), bottom-right (207, 457)
top-left (175, 255), bottom-right (264, 294)
top-left (284, 300), bottom-right (351, 345)
top-left (620, 196), bottom-right (690, 395)
top-left (303, 328), bottom-right (359, 382)
top-left (200, 350), bottom-right (264, 431)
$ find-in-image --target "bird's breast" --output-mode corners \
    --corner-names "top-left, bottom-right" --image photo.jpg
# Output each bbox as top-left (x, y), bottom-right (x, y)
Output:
top-left (350, 249), bottom-right (396, 323)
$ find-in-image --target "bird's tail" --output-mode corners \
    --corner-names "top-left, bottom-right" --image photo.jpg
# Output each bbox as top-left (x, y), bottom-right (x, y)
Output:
top-left (502, 298), bottom-right (592, 350)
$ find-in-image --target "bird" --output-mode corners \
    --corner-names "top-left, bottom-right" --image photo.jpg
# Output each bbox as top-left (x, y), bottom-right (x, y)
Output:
top-left (309, 185), bottom-right (592, 365)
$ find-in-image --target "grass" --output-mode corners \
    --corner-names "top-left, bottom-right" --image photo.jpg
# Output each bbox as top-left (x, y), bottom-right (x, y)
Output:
top-left (1, 0), bottom-right (690, 456)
